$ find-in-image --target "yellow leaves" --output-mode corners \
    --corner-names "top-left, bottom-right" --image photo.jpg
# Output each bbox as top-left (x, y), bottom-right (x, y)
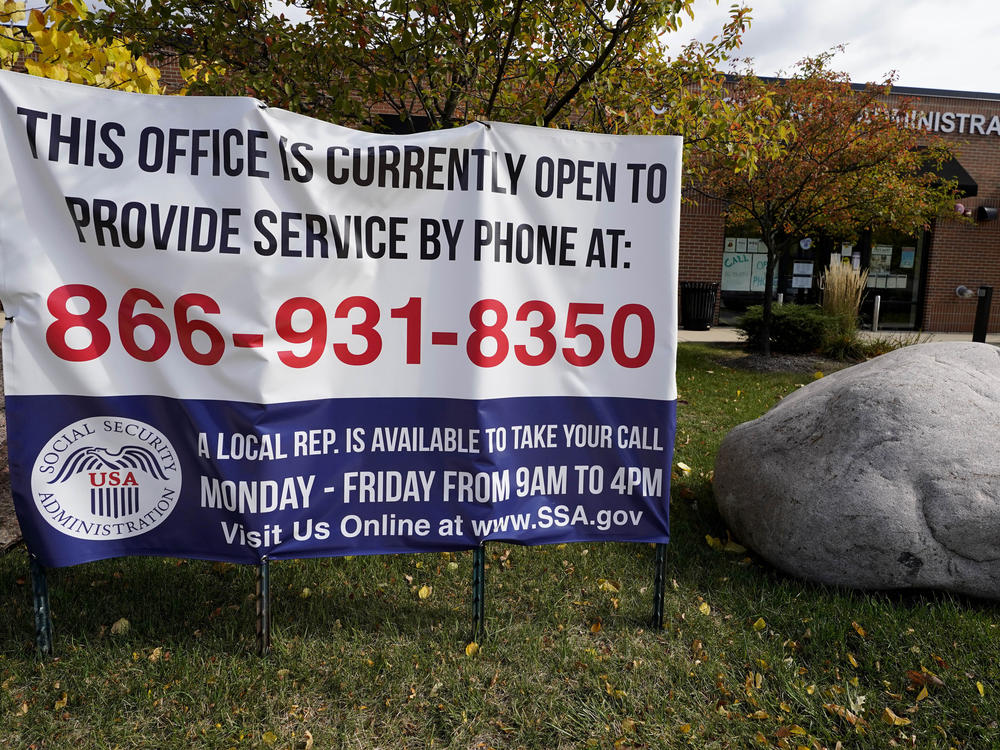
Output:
top-left (598, 579), bottom-right (620, 593)
top-left (824, 702), bottom-right (867, 728)
top-left (3, 0), bottom-right (163, 94)
top-left (678, 723), bottom-right (692, 733)
top-left (262, 730), bottom-right (278, 746)
top-left (881, 707), bottom-right (911, 726)
top-left (776, 724), bottom-right (808, 737)
top-left (675, 461), bottom-right (691, 476)
top-left (752, 617), bottom-right (767, 632)
top-left (53, 692), bottom-right (68, 711)
top-left (148, 646), bottom-right (163, 662)
top-left (851, 621), bottom-right (867, 638)
top-left (465, 641), bottom-right (479, 657)
top-left (976, 680), bottom-right (985, 697)
top-left (418, 584), bottom-right (432, 600)
top-left (299, 587), bottom-right (312, 599)
top-left (26, 7), bottom-right (44, 32)
top-left (698, 602), bottom-right (711, 616)
top-left (915, 686), bottom-right (929, 702)
top-left (603, 678), bottom-right (626, 699)
top-left (705, 533), bottom-right (746, 555)
top-left (847, 652), bottom-right (859, 668)
top-left (110, 617), bottom-right (130, 636)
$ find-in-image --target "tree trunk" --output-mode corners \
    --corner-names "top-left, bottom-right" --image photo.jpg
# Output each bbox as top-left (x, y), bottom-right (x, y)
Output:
top-left (759, 230), bottom-right (780, 357)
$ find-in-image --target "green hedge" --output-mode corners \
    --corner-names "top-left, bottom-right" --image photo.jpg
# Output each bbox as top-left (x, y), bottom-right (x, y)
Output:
top-left (738, 304), bottom-right (833, 354)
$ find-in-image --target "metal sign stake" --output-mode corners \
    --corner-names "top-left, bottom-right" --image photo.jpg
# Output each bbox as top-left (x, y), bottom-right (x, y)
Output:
top-left (471, 545), bottom-right (486, 643)
top-left (29, 554), bottom-right (53, 656)
top-left (651, 542), bottom-right (667, 630)
top-left (256, 556), bottom-right (271, 656)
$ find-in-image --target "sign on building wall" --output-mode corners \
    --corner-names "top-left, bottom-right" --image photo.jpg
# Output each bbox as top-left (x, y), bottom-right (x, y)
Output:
top-left (0, 71), bottom-right (680, 567)
top-left (722, 238), bottom-right (768, 293)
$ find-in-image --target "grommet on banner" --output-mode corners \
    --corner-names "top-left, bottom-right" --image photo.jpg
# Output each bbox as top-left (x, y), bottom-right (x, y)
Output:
top-left (475, 120), bottom-right (492, 129)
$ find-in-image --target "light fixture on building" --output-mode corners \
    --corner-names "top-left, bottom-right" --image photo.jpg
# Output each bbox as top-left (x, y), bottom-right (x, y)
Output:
top-left (976, 206), bottom-right (998, 221)
top-left (955, 202), bottom-right (966, 214)
top-left (956, 285), bottom-right (976, 298)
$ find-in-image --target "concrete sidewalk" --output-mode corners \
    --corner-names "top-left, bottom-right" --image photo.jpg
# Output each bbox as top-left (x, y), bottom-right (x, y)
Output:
top-left (677, 325), bottom-right (1000, 346)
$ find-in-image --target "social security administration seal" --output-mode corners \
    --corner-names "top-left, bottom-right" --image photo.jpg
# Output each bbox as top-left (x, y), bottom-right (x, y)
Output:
top-left (31, 417), bottom-right (182, 541)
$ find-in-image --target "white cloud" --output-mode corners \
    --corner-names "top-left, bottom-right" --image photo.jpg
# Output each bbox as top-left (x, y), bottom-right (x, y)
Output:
top-left (674, 0), bottom-right (1000, 94)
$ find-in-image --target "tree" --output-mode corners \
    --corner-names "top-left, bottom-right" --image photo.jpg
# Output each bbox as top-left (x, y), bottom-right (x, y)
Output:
top-left (690, 54), bottom-right (959, 354)
top-left (1, 0), bottom-right (161, 93)
top-left (81, 0), bottom-right (753, 134)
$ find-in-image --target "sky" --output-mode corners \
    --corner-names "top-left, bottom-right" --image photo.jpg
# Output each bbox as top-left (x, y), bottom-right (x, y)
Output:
top-left (673, 0), bottom-right (1000, 94)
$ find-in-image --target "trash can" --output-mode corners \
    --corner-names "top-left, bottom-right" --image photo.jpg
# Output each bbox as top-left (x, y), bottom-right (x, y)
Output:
top-left (680, 282), bottom-right (719, 331)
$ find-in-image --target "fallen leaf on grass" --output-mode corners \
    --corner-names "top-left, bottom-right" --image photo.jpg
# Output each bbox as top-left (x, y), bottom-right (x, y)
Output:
top-left (752, 617), bottom-right (766, 632)
top-left (824, 703), bottom-right (867, 728)
top-left (262, 730), bottom-right (278, 746)
top-left (907, 669), bottom-right (944, 688)
top-left (598, 579), bottom-right (620, 593)
top-left (882, 707), bottom-right (911, 726)
top-left (465, 642), bottom-right (480, 656)
top-left (418, 585), bottom-right (432, 600)
top-left (776, 725), bottom-right (808, 737)
top-left (53, 693), bottom-right (67, 711)
top-left (851, 621), bottom-right (866, 638)
top-left (977, 681), bottom-right (985, 697)
top-left (698, 602), bottom-right (711, 616)
top-left (110, 618), bottom-right (130, 636)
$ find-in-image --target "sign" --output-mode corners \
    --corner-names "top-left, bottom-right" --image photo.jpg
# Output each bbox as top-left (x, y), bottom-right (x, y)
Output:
top-left (721, 252), bottom-right (753, 291)
top-left (0, 71), bottom-right (680, 567)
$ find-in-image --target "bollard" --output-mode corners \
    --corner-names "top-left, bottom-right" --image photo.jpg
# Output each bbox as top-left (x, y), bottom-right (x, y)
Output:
top-left (973, 286), bottom-right (993, 343)
top-left (872, 295), bottom-right (881, 332)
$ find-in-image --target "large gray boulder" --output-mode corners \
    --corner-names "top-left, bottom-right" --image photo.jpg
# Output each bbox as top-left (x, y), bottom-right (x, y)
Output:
top-left (714, 342), bottom-right (1000, 599)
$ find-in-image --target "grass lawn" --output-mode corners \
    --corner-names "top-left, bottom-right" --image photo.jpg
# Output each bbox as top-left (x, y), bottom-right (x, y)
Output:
top-left (1, 342), bottom-right (997, 749)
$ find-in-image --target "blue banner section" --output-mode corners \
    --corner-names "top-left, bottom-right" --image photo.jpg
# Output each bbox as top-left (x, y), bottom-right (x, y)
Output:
top-left (7, 395), bottom-right (675, 567)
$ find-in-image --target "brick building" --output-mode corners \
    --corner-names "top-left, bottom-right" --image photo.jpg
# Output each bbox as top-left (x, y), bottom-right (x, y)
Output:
top-left (693, 84), bottom-right (1000, 333)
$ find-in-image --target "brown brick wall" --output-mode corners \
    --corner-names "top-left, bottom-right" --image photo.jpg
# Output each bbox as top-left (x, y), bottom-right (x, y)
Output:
top-left (679, 195), bottom-right (726, 324)
top-left (895, 91), bottom-right (1000, 332)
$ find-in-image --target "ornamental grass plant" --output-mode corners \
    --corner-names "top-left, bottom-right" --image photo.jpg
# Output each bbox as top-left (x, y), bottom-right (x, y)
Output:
top-left (821, 261), bottom-right (869, 359)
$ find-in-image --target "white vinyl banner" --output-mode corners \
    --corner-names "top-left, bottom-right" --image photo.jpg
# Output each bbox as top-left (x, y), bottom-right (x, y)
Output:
top-left (0, 70), bottom-right (680, 566)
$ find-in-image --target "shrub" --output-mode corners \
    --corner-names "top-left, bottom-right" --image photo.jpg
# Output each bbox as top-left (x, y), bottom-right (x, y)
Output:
top-left (738, 304), bottom-right (832, 354)
top-left (821, 262), bottom-right (868, 331)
